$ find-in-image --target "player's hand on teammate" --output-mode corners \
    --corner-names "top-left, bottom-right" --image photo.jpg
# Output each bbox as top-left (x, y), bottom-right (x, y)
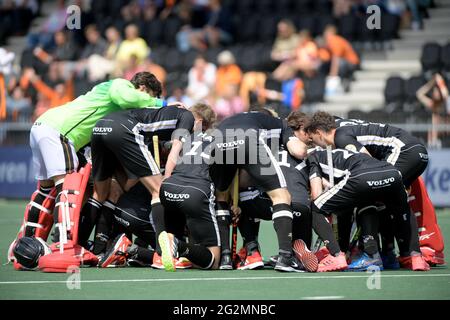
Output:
top-left (231, 205), bottom-right (241, 225)
top-left (168, 102), bottom-right (188, 109)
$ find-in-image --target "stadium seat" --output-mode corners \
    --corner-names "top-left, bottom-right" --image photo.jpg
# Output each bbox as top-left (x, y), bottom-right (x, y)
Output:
top-left (421, 42), bottom-right (442, 73)
top-left (182, 49), bottom-right (200, 73)
top-left (292, 0), bottom-right (313, 15)
top-left (384, 76), bottom-right (406, 110)
top-left (294, 15), bottom-right (316, 34)
top-left (440, 43), bottom-right (450, 73)
top-left (162, 49), bottom-right (184, 73)
top-left (233, 15), bottom-right (259, 43)
top-left (313, 0), bottom-right (333, 15)
top-left (356, 15), bottom-right (377, 44)
top-left (275, 0), bottom-right (293, 15)
top-left (380, 13), bottom-right (400, 41)
top-left (367, 109), bottom-right (388, 123)
top-left (163, 17), bottom-right (182, 47)
top-left (315, 15), bottom-right (335, 36)
top-left (255, 0), bottom-right (274, 14)
top-left (303, 75), bottom-right (326, 103)
top-left (405, 75), bottom-right (427, 104)
top-left (205, 47), bottom-right (224, 65)
top-left (144, 19), bottom-right (164, 46)
top-left (338, 14), bottom-right (357, 42)
top-left (149, 46), bottom-right (168, 66)
top-left (257, 15), bottom-right (278, 44)
top-left (235, 0), bottom-right (255, 15)
top-left (348, 109), bottom-right (368, 121)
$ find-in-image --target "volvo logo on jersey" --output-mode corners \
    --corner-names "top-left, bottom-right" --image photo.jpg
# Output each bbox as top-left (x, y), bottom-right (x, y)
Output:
top-left (367, 177), bottom-right (395, 188)
top-left (93, 127), bottom-right (112, 135)
top-left (164, 191), bottom-right (190, 201)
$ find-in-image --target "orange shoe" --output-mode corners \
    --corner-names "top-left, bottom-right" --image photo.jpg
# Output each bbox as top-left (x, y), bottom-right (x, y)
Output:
top-left (176, 257), bottom-right (192, 269)
top-left (151, 253), bottom-right (164, 269)
top-left (317, 252), bottom-right (348, 272)
top-left (99, 234), bottom-right (131, 268)
top-left (420, 246), bottom-right (446, 266)
top-left (399, 255), bottom-right (430, 271)
top-left (293, 239), bottom-right (318, 272)
top-left (237, 249), bottom-right (264, 270)
top-left (234, 247), bottom-right (247, 269)
top-left (315, 246), bottom-right (330, 263)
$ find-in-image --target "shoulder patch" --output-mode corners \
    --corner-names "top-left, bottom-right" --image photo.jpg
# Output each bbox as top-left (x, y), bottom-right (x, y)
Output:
top-left (345, 144), bottom-right (357, 152)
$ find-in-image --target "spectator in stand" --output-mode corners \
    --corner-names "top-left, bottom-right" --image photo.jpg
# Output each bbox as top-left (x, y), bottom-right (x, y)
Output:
top-left (176, 0), bottom-right (232, 52)
top-left (116, 24), bottom-right (150, 75)
top-left (215, 50), bottom-right (242, 98)
top-left (22, 67), bottom-right (74, 119)
top-left (85, 26), bottom-right (123, 82)
top-left (272, 30), bottom-right (321, 81)
top-left (33, 30), bottom-right (78, 66)
top-left (271, 19), bottom-right (299, 63)
top-left (332, 0), bottom-right (353, 18)
top-left (143, 55), bottom-right (167, 93)
top-left (186, 55), bottom-right (216, 103)
top-left (323, 24), bottom-right (359, 92)
top-left (213, 83), bottom-right (245, 120)
top-left (27, 0), bottom-right (67, 49)
top-left (123, 54), bottom-right (146, 81)
top-left (6, 85), bottom-right (32, 121)
top-left (417, 73), bottom-right (450, 148)
top-left (167, 87), bottom-right (194, 108)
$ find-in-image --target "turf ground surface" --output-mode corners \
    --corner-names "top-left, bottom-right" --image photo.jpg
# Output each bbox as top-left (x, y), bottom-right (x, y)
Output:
top-left (0, 200), bottom-right (449, 300)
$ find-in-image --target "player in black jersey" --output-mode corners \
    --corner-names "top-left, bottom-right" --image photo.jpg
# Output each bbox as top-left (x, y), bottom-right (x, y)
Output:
top-left (209, 111), bottom-right (308, 272)
top-left (306, 112), bottom-right (428, 187)
top-left (78, 105), bottom-right (194, 263)
top-left (236, 148), bottom-right (317, 271)
top-left (305, 111), bottom-right (441, 269)
top-left (156, 103), bottom-right (222, 271)
top-left (306, 147), bottom-right (429, 271)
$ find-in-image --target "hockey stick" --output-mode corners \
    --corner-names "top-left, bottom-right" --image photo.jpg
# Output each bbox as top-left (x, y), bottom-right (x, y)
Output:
top-left (153, 135), bottom-right (160, 169)
top-left (231, 169), bottom-right (239, 267)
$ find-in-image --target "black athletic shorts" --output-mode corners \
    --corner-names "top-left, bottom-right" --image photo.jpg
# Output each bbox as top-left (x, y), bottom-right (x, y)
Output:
top-left (113, 184), bottom-right (156, 248)
top-left (312, 164), bottom-right (409, 217)
top-left (392, 143), bottom-right (428, 187)
top-left (210, 133), bottom-right (287, 192)
top-left (92, 115), bottom-right (160, 181)
top-left (160, 177), bottom-right (220, 247)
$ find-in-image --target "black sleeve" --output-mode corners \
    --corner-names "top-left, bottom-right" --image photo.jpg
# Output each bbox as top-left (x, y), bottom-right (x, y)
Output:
top-left (334, 127), bottom-right (365, 153)
top-left (281, 120), bottom-right (296, 147)
top-left (173, 110), bottom-right (195, 141)
top-left (306, 153), bottom-right (323, 180)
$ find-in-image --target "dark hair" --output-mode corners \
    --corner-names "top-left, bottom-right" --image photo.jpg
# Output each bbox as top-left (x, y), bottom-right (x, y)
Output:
top-left (305, 111), bottom-right (336, 133)
top-left (287, 111), bottom-right (310, 131)
top-left (130, 72), bottom-right (162, 98)
top-left (191, 103), bottom-right (217, 131)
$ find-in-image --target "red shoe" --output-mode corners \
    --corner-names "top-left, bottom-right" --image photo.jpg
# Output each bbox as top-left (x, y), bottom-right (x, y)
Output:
top-left (317, 252), bottom-right (348, 272)
top-left (237, 249), bottom-right (264, 270)
top-left (176, 257), bottom-right (192, 269)
top-left (151, 253), bottom-right (164, 269)
top-left (315, 246), bottom-right (330, 263)
top-left (99, 234), bottom-right (131, 268)
top-left (420, 246), bottom-right (446, 266)
top-left (399, 255), bottom-right (430, 271)
top-left (293, 239), bottom-right (318, 272)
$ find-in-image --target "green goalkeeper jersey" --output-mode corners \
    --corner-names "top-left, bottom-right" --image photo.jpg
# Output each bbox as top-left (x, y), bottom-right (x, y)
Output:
top-left (36, 78), bottom-right (166, 151)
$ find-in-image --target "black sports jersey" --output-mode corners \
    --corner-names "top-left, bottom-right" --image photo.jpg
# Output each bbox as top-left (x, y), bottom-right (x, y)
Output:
top-left (111, 106), bottom-right (194, 144)
top-left (172, 131), bottom-right (215, 183)
top-left (276, 149), bottom-right (310, 192)
top-left (307, 147), bottom-right (388, 182)
top-left (217, 111), bottom-right (296, 147)
top-left (334, 118), bottom-right (420, 164)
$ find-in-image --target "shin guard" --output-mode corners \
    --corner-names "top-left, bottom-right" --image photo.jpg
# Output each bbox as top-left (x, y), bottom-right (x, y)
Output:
top-left (409, 177), bottom-right (445, 265)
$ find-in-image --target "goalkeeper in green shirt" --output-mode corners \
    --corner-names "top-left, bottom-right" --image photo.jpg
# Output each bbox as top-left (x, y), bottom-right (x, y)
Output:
top-left (17, 72), bottom-right (173, 246)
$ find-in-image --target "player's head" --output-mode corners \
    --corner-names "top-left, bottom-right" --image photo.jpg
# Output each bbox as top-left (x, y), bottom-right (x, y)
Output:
top-left (191, 103), bottom-right (217, 131)
top-left (13, 237), bottom-right (51, 269)
top-left (130, 72), bottom-right (162, 97)
top-left (304, 111), bottom-right (337, 148)
top-left (250, 105), bottom-right (279, 118)
top-left (287, 110), bottom-right (311, 144)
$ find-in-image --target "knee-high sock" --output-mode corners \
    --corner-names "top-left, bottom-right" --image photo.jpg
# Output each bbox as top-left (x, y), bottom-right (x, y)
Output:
top-left (292, 202), bottom-right (312, 249)
top-left (393, 206), bottom-right (420, 257)
top-left (238, 215), bottom-right (259, 246)
top-left (92, 200), bottom-right (115, 255)
top-left (216, 201), bottom-right (231, 254)
top-left (178, 240), bottom-right (215, 269)
top-left (312, 209), bottom-right (341, 256)
top-left (78, 197), bottom-right (102, 248)
top-left (272, 203), bottom-right (293, 256)
top-left (151, 198), bottom-right (165, 254)
top-left (357, 207), bottom-right (380, 256)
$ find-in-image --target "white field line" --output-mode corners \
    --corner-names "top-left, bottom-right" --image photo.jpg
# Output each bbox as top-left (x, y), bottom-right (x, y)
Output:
top-left (0, 273), bottom-right (449, 285)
